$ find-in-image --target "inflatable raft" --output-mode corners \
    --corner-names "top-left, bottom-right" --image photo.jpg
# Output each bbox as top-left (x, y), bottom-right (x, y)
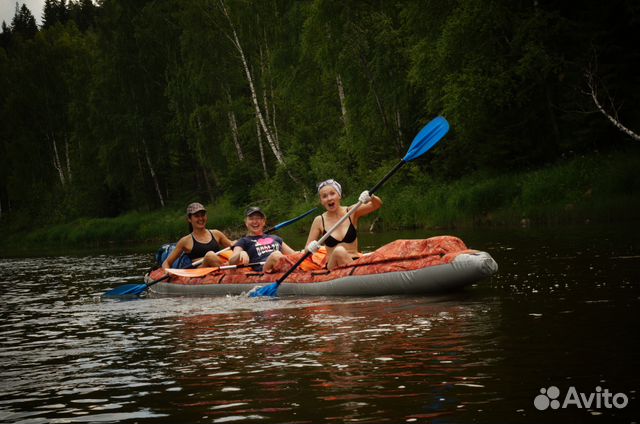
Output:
top-left (147, 236), bottom-right (498, 297)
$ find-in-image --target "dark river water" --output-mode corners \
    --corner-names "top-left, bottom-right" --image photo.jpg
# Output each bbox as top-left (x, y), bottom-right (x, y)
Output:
top-left (0, 224), bottom-right (638, 423)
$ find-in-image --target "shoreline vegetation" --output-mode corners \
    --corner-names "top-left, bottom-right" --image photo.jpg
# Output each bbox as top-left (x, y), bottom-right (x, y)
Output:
top-left (1, 148), bottom-right (638, 254)
top-left (2, 1), bottom-right (639, 257)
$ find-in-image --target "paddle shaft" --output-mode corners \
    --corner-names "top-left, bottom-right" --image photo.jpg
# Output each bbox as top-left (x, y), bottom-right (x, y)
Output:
top-left (266, 207), bottom-right (317, 233)
top-left (145, 273), bottom-right (171, 289)
top-left (154, 261), bottom-right (266, 286)
top-left (190, 246), bottom-right (231, 268)
top-left (368, 160), bottom-right (405, 195)
top-left (274, 159), bottom-right (408, 286)
top-left (219, 261), bottom-right (264, 270)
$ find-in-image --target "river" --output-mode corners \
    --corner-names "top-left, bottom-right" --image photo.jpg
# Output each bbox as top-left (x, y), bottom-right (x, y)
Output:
top-left (0, 224), bottom-right (638, 423)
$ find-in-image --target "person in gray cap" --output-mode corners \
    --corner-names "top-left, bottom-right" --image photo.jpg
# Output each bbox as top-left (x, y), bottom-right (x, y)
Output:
top-left (229, 206), bottom-right (296, 272)
top-left (162, 202), bottom-right (234, 269)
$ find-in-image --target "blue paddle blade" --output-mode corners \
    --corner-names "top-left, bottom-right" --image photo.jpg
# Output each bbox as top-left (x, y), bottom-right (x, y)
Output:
top-left (403, 116), bottom-right (449, 162)
top-left (272, 207), bottom-right (318, 231)
top-left (103, 283), bottom-right (149, 297)
top-left (249, 282), bottom-right (279, 297)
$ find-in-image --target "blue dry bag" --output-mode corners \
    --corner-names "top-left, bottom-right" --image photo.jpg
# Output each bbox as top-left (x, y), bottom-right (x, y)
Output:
top-left (155, 243), bottom-right (192, 269)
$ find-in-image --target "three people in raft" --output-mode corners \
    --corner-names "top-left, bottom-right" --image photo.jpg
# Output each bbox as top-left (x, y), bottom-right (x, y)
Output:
top-left (163, 179), bottom-right (382, 272)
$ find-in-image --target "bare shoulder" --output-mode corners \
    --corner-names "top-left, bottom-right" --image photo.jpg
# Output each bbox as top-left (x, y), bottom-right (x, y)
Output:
top-left (309, 215), bottom-right (323, 230)
top-left (174, 234), bottom-right (192, 251)
top-left (177, 234), bottom-right (191, 245)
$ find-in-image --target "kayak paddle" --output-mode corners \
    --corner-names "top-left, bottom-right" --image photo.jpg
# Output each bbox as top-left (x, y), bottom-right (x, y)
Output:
top-left (102, 261), bottom-right (266, 298)
top-left (164, 261), bottom-right (265, 277)
top-left (265, 207), bottom-right (317, 233)
top-left (249, 116), bottom-right (450, 297)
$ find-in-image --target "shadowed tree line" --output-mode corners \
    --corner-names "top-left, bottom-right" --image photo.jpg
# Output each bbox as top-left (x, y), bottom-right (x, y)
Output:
top-left (0, 0), bottom-right (638, 229)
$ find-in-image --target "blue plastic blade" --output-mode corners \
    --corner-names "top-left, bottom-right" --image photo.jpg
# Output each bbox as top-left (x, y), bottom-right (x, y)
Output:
top-left (249, 282), bottom-right (279, 297)
top-left (403, 116), bottom-right (449, 162)
top-left (103, 283), bottom-right (148, 297)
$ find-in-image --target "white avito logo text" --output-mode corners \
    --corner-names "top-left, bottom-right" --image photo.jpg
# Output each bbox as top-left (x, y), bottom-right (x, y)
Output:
top-left (534, 386), bottom-right (629, 411)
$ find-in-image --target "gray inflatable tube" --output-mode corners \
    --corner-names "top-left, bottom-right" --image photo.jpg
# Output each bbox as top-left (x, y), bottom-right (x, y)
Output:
top-left (149, 252), bottom-right (498, 297)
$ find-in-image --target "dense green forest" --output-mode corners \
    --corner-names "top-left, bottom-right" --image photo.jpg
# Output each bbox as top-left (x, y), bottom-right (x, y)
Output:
top-left (1, 0), bottom-right (639, 240)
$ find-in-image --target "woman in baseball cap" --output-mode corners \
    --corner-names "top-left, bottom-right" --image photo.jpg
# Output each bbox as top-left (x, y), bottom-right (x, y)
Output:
top-left (161, 202), bottom-right (234, 269)
top-left (229, 206), bottom-right (296, 272)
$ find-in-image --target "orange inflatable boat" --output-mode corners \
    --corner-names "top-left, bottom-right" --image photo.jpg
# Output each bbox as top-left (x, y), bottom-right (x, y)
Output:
top-left (147, 236), bottom-right (498, 297)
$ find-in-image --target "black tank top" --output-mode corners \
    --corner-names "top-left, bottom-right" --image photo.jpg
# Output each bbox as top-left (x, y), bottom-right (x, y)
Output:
top-left (321, 211), bottom-right (357, 248)
top-left (188, 230), bottom-right (221, 259)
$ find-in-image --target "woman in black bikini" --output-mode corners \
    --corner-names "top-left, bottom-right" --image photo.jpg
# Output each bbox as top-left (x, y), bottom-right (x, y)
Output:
top-left (162, 202), bottom-right (234, 269)
top-left (305, 179), bottom-right (382, 270)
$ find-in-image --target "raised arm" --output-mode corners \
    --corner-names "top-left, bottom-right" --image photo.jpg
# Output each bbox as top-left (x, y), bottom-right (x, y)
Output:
top-left (352, 194), bottom-right (382, 221)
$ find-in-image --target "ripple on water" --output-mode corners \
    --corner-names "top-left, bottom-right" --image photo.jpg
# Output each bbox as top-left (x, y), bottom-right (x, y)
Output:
top-left (1, 238), bottom-right (637, 424)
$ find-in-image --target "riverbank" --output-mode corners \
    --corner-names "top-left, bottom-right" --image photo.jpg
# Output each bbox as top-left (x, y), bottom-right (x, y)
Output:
top-left (1, 148), bottom-right (638, 254)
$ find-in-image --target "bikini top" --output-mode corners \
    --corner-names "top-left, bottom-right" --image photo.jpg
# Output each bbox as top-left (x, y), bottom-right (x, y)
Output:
top-left (321, 210), bottom-right (358, 248)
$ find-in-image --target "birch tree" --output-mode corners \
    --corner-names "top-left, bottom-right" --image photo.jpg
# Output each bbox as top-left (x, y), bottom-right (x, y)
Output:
top-left (224, 86), bottom-right (244, 161)
top-left (586, 68), bottom-right (640, 142)
top-left (217, 0), bottom-right (284, 165)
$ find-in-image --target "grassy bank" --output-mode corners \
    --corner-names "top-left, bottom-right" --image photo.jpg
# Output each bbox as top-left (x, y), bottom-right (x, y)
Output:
top-left (1, 149), bottom-right (638, 253)
top-left (379, 149), bottom-right (640, 229)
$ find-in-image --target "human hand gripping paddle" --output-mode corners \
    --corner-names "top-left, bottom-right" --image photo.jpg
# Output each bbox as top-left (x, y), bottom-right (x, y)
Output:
top-left (249, 116), bottom-right (450, 298)
top-left (102, 207), bottom-right (317, 298)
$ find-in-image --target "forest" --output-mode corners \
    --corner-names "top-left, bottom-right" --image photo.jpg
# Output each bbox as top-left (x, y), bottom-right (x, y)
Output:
top-left (1, 0), bottom-right (639, 243)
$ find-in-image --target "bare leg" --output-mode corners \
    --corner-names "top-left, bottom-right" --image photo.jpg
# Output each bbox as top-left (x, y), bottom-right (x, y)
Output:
top-left (327, 245), bottom-right (354, 270)
top-left (264, 251), bottom-right (284, 273)
top-left (229, 251), bottom-right (249, 266)
top-left (201, 251), bottom-right (223, 267)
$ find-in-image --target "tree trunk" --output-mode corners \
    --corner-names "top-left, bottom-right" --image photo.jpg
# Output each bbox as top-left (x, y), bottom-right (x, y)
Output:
top-left (359, 53), bottom-right (389, 133)
top-left (395, 108), bottom-right (403, 149)
top-left (259, 43), bottom-right (281, 152)
top-left (337, 74), bottom-right (349, 130)
top-left (202, 166), bottom-right (215, 203)
top-left (586, 71), bottom-right (640, 142)
top-left (64, 134), bottom-right (72, 182)
top-left (141, 137), bottom-right (165, 208)
top-left (255, 115), bottom-right (269, 178)
top-left (225, 87), bottom-right (244, 161)
top-left (49, 133), bottom-right (66, 186)
top-left (227, 110), bottom-right (244, 161)
top-left (271, 91), bottom-right (279, 148)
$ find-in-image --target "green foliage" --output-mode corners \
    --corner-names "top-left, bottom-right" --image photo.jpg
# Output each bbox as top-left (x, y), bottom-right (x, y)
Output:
top-left (1, 0), bottom-right (639, 237)
top-left (372, 147), bottom-right (640, 229)
top-left (3, 147), bottom-right (637, 251)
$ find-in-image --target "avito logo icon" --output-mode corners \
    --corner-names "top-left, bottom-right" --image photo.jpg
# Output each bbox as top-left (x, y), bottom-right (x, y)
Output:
top-left (534, 386), bottom-right (561, 410)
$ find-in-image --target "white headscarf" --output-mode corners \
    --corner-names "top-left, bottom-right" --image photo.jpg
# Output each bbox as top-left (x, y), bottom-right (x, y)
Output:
top-left (317, 179), bottom-right (342, 196)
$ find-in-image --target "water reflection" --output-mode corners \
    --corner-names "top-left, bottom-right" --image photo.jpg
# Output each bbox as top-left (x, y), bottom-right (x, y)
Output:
top-left (1, 225), bottom-right (638, 423)
top-left (142, 297), bottom-right (501, 423)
